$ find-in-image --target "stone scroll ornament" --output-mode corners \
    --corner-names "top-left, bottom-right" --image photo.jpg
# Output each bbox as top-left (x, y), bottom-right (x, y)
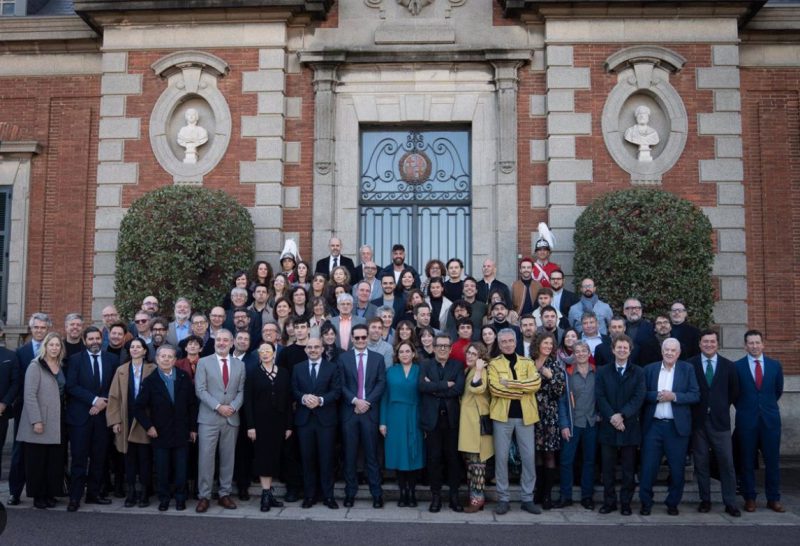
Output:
top-left (398, 0), bottom-right (434, 16)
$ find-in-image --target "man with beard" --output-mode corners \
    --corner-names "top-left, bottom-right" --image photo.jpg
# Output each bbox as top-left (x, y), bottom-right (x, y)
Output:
top-left (568, 279), bottom-right (612, 335)
top-left (489, 301), bottom-right (521, 344)
top-left (461, 277), bottom-right (487, 334)
top-left (536, 306), bottom-right (564, 347)
top-left (167, 298), bottom-right (192, 346)
top-left (379, 244), bottom-right (420, 286)
top-left (248, 285), bottom-right (273, 334)
top-left (623, 298), bottom-right (654, 347)
top-left (595, 316), bottom-right (640, 368)
top-left (371, 273), bottom-right (405, 326)
top-left (511, 257), bottom-right (542, 316)
top-left (147, 318), bottom-right (169, 362)
top-left (639, 315), bottom-right (687, 366)
top-left (64, 312), bottom-right (86, 358)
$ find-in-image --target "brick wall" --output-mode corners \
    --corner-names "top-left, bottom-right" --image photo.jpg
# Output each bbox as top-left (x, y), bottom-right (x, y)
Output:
top-left (0, 75), bottom-right (101, 325)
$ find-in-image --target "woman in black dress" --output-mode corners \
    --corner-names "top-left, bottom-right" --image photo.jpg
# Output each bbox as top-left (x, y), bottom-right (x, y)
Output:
top-left (245, 341), bottom-right (293, 512)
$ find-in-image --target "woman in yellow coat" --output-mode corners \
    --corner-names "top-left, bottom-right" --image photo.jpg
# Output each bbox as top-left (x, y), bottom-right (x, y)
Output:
top-left (458, 342), bottom-right (494, 512)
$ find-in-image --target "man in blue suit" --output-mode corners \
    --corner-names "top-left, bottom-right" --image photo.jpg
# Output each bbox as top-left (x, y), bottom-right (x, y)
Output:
top-left (66, 326), bottom-right (120, 511)
top-left (735, 329), bottom-right (785, 513)
top-left (8, 312), bottom-right (51, 506)
top-left (292, 336), bottom-right (341, 509)
top-left (638, 337), bottom-right (700, 516)
top-left (339, 324), bottom-right (386, 508)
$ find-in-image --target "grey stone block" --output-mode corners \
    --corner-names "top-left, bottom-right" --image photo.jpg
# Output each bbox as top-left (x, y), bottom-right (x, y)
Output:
top-left (547, 136), bottom-right (575, 158)
top-left (241, 115), bottom-right (284, 138)
top-left (546, 90), bottom-right (574, 113)
top-left (717, 229), bottom-right (746, 252)
top-left (255, 229), bottom-right (283, 254)
top-left (285, 96), bottom-right (302, 118)
top-left (548, 182), bottom-right (577, 205)
top-left (530, 95), bottom-right (546, 117)
top-left (255, 183), bottom-right (282, 206)
top-left (714, 90), bottom-right (741, 112)
top-left (547, 45), bottom-right (573, 67)
top-left (99, 118), bottom-right (139, 140)
top-left (703, 206), bottom-right (745, 229)
top-left (531, 50), bottom-right (546, 71)
top-left (101, 52), bottom-right (127, 73)
top-left (249, 206), bottom-right (283, 229)
top-left (713, 300), bottom-right (748, 324)
top-left (551, 228), bottom-right (575, 252)
top-left (256, 137), bottom-right (283, 160)
top-left (283, 186), bottom-right (301, 209)
top-left (94, 230), bottom-right (119, 252)
top-left (97, 140), bottom-right (124, 162)
top-left (699, 159), bottom-right (743, 182)
top-left (285, 141), bottom-right (301, 163)
top-left (717, 183), bottom-right (745, 206)
top-left (548, 205), bottom-right (585, 228)
top-left (97, 162), bottom-right (138, 185)
top-left (712, 252), bottom-right (747, 276)
top-left (530, 186), bottom-right (548, 208)
top-left (92, 252), bottom-right (117, 276)
top-left (258, 92), bottom-right (285, 115)
top-left (259, 48), bottom-right (285, 70)
top-left (548, 159), bottom-right (593, 182)
top-left (530, 140), bottom-right (546, 162)
top-left (713, 45), bottom-right (740, 66)
top-left (95, 185), bottom-right (121, 208)
top-left (697, 113), bottom-right (741, 135)
top-left (101, 73), bottom-right (142, 95)
top-left (549, 251), bottom-right (574, 275)
top-left (720, 277), bottom-right (748, 300)
top-left (95, 207), bottom-right (125, 230)
top-left (696, 67), bottom-right (740, 89)
top-left (715, 137), bottom-right (743, 158)
top-left (240, 160), bottom-right (283, 183)
top-left (547, 67), bottom-right (590, 89)
top-left (548, 113), bottom-right (591, 135)
top-left (100, 96), bottom-right (125, 117)
top-left (721, 325), bottom-right (748, 353)
top-left (242, 70), bottom-right (285, 93)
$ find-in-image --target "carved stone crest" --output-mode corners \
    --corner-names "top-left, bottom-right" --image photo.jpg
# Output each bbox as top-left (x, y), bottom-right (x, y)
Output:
top-left (398, 0), bottom-right (434, 16)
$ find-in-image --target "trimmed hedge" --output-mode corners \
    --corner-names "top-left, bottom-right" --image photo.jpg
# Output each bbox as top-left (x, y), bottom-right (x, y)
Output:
top-left (115, 186), bottom-right (255, 319)
top-left (573, 188), bottom-right (714, 327)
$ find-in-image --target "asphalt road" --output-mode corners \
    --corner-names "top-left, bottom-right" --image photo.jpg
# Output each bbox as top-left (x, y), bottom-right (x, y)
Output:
top-left (0, 509), bottom-right (798, 546)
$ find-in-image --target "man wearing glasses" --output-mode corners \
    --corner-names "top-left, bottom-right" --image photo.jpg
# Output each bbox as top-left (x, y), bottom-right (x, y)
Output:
top-left (622, 298), bottom-right (654, 347)
top-left (419, 335), bottom-right (465, 513)
top-left (669, 301), bottom-right (701, 359)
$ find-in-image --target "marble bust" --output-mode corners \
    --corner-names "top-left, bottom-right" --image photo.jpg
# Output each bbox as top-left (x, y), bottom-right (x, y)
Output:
top-left (624, 105), bottom-right (660, 162)
top-left (177, 108), bottom-right (209, 164)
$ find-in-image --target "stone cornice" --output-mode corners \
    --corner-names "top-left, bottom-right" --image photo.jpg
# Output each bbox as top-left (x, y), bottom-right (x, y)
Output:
top-left (0, 141), bottom-right (43, 155)
top-left (299, 48), bottom-right (532, 66)
top-left (0, 15), bottom-right (99, 54)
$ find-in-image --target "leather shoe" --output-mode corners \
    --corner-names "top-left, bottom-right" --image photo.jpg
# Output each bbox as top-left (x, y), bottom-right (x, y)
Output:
top-left (284, 490), bottom-right (299, 503)
top-left (621, 505), bottom-right (632, 516)
top-left (640, 506), bottom-right (652, 516)
top-left (494, 501), bottom-right (510, 515)
top-left (725, 504), bottom-right (741, 517)
top-left (429, 493), bottom-right (442, 513)
top-left (580, 498), bottom-right (595, 510)
top-left (238, 490), bottom-right (251, 501)
top-left (598, 504), bottom-right (617, 514)
top-left (698, 500), bottom-right (711, 513)
top-left (124, 495), bottom-right (137, 508)
top-left (767, 501), bottom-right (786, 513)
top-left (218, 495), bottom-right (237, 509)
top-left (449, 498), bottom-right (463, 513)
top-left (195, 498), bottom-right (210, 513)
top-left (85, 496), bottom-right (112, 505)
top-left (373, 496), bottom-right (384, 509)
top-left (46, 498), bottom-right (57, 508)
top-left (324, 498), bottom-right (339, 509)
top-left (138, 496), bottom-right (150, 508)
top-left (176, 501), bottom-right (186, 511)
top-left (7, 495), bottom-right (21, 506)
top-left (158, 501), bottom-right (169, 512)
top-left (520, 501), bottom-right (542, 515)
top-left (33, 499), bottom-right (49, 509)
top-left (667, 505), bottom-right (680, 516)
top-left (343, 496), bottom-right (355, 508)
top-left (744, 499), bottom-right (756, 512)
top-left (553, 499), bottom-right (573, 508)
top-left (301, 498), bottom-right (315, 508)
top-left (67, 501), bottom-right (79, 512)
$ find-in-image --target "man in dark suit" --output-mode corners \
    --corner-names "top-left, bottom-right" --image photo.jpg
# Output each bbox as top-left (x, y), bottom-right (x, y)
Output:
top-left (622, 298), bottom-right (654, 347)
top-left (549, 269), bottom-right (578, 330)
top-left (314, 236), bottom-right (356, 280)
top-left (134, 344), bottom-right (198, 511)
top-left (351, 245), bottom-right (381, 285)
top-left (419, 334), bottom-right (466, 513)
top-left (0, 320), bottom-right (20, 482)
top-left (669, 301), bottom-right (701, 359)
top-left (292, 336), bottom-right (341, 509)
top-left (379, 244), bottom-right (420, 286)
top-left (594, 316), bottom-right (641, 368)
top-left (638, 337), bottom-right (700, 516)
top-left (735, 329), bottom-right (785, 513)
top-left (66, 326), bottom-right (121, 511)
top-left (595, 334), bottom-right (645, 516)
top-left (476, 258), bottom-right (511, 306)
top-left (371, 273), bottom-right (405, 327)
top-left (339, 324), bottom-right (386, 508)
top-left (7, 312), bottom-right (51, 505)
top-left (689, 329), bottom-right (740, 517)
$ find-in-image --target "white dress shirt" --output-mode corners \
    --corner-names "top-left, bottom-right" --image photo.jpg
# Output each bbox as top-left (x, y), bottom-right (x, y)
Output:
top-left (654, 363), bottom-right (676, 419)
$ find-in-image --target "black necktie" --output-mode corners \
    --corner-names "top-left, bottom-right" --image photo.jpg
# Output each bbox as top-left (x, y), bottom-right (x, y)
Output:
top-left (92, 354), bottom-right (101, 392)
top-left (617, 366), bottom-right (624, 376)
top-left (311, 362), bottom-right (318, 382)
top-left (333, 256), bottom-right (338, 269)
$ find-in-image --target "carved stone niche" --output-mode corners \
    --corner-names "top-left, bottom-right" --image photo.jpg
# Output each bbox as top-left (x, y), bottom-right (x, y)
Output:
top-left (601, 46), bottom-right (688, 185)
top-left (149, 51), bottom-right (232, 184)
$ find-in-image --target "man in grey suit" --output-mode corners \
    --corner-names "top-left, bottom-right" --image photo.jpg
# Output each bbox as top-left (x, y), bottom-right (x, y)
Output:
top-left (329, 294), bottom-right (366, 351)
top-left (194, 329), bottom-right (245, 512)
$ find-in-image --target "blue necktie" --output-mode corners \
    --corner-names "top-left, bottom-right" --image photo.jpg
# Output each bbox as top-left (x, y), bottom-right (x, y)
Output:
top-left (92, 354), bottom-right (101, 392)
top-left (617, 366), bottom-right (624, 376)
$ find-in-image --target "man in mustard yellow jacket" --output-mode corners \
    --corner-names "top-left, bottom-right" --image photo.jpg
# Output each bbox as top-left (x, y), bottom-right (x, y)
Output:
top-left (488, 328), bottom-right (542, 516)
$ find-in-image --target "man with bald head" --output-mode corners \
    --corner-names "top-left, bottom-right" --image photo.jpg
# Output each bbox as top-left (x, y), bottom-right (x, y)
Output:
top-left (315, 236), bottom-right (356, 280)
top-left (568, 279), bottom-right (612, 335)
top-left (352, 245), bottom-right (381, 285)
top-left (638, 338), bottom-right (700, 516)
top-left (476, 258), bottom-right (511, 305)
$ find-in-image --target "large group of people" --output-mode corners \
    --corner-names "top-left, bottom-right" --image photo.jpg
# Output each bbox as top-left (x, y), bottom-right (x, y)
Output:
top-left (0, 233), bottom-right (785, 518)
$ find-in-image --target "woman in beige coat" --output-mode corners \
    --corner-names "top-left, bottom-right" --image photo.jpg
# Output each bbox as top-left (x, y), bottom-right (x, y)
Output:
top-left (107, 337), bottom-right (155, 507)
top-left (458, 342), bottom-right (494, 512)
top-left (17, 332), bottom-right (66, 509)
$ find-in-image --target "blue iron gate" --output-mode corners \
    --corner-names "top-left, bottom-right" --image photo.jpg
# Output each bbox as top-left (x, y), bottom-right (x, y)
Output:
top-left (360, 128), bottom-right (472, 272)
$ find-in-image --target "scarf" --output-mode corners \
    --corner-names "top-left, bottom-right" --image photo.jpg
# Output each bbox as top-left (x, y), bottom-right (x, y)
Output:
top-left (580, 294), bottom-right (599, 313)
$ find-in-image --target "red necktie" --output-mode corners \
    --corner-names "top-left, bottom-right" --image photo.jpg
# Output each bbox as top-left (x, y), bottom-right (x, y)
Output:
top-left (754, 359), bottom-right (763, 390)
top-left (222, 358), bottom-right (229, 389)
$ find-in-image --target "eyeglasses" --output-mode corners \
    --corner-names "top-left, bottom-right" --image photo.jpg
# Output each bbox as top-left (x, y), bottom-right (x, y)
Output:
top-left (624, 305), bottom-right (642, 310)
top-left (135, 319), bottom-right (149, 324)
top-left (670, 308), bottom-right (686, 313)
top-left (352, 335), bottom-right (367, 341)
top-left (435, 344), bottom-right (451, 349)
top-left (152, 327), bottom-right (166, 332)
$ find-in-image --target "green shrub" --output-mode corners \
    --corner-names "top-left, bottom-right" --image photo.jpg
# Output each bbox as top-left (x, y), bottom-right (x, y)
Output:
top-left (573, 188), bottom-right (714, 327)
top-left (115, 186), bottom-right (255, 319)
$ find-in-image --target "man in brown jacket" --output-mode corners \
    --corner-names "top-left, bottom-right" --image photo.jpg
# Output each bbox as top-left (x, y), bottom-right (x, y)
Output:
top-left (511, 257), bottom-right (543, 316)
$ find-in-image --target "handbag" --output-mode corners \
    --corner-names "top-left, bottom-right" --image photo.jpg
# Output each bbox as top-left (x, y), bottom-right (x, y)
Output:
top-left (479, 414), bottom-right (493, 436)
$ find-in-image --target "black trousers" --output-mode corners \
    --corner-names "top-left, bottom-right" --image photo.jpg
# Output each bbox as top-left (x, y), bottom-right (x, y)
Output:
top-left (125, 442), bottom-right (152, 493)
top-left (0, 414), bottom-right (9, 480)
top-left (601, 444), bottom-right (637, 507)
top-left (234, 423), bottom-right (254, 492)
top-left (425, 412), bottom-right (461, 495)
top-left (297, 416), bottom-right (337, 501)
top-left (154, 446), bottom-right (187, 503)
top-left (69, 414), bottom-right (109, 501)
top-left (25, 442), bottom-right (64, 500)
